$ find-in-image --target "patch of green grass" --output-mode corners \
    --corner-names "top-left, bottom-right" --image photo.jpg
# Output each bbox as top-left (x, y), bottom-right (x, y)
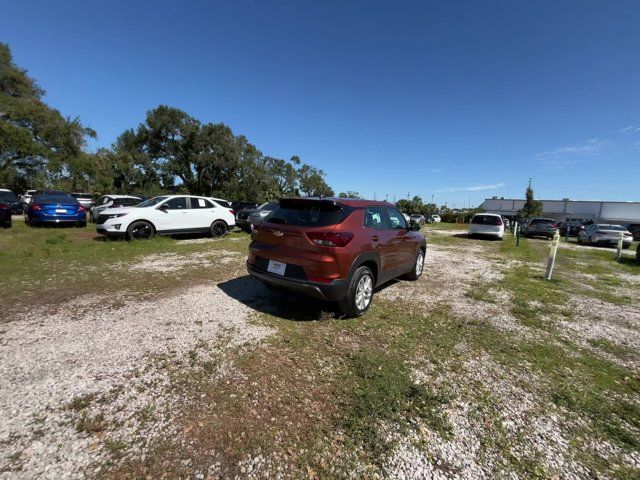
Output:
top-left (105, 438), bottom-right (128, 457)
top-left (587, 338), bottom-right (636, 359)
top-left (137, 404), bottom-right (156, 427)
top-left (76, 412), bottom-right (106, 433)
top-left (0, 221), bottom-right (249, 317)
top-left (68, 393), bottom-right (95, 411)
top-left (341, 348), bottom-right (452, 462)
top-left (500, 264), bottom-right (571, 329)
top-left (471, 329), bottom-right (640, 451)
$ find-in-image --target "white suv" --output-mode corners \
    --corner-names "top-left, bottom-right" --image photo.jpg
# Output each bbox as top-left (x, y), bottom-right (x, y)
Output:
top-left (468, 213), bottom-right (504, 240)
top-left (96, 195), bottom-right (235, 240)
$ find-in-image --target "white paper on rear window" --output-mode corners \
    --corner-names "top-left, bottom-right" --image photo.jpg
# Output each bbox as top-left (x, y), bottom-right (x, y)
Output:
top-left (198, 199), bottom-right (206, 207)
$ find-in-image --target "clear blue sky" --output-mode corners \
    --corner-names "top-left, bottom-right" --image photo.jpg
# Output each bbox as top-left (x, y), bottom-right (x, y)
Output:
top-left (4, 0), bottom-right (640, 206)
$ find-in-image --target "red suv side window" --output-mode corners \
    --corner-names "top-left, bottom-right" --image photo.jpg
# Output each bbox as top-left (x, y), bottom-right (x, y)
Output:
top-left (386, 207), bottom-right (407, 229)
top-left (364, 207), bottom-right (388, 230)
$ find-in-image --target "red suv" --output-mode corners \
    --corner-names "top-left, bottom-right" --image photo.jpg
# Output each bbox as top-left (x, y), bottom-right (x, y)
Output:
top-left (247, 198), bottom-right (426, 317)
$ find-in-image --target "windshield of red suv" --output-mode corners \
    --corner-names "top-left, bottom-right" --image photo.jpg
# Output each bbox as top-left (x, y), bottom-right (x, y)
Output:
top-left (265, 200), bottom-right (344, 226)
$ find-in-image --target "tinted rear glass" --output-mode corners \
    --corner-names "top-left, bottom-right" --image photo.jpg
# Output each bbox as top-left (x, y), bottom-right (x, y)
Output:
top-left (213, 199), bottom-right (232, 208)
top-left (598, 224), bottom-right (625, 231)
top-left (71, 193), bottom-right (93, 198)
top-left (33, 195), bottom-right (77, 204)
top-left (266, 200), bottom-right (344, 227)
top-left (0, 191), bottom-right (18, 202)
top-left (471, 215), bottom-right (502, 225)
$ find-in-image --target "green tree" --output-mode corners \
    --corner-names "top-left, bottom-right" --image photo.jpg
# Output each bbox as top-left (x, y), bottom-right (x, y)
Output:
top-left (296, 161), bottom-right (334, 197)
top-left (338, 191), bottom-right (360, 198)
top-left (0, 43), bottom-right (96, 191)
top-left (517, 186), bottom-right (543, 219)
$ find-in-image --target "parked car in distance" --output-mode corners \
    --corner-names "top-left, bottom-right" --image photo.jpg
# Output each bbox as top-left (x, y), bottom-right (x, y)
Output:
top-left (247, 198), bottom-right (426, 318)
top-left (559, 220), bottom-right (584, 237)
top-left (21, 189), bottom-right (38, 206)
top-left (468, 213), bottom-right (504, 240)
top-left (624, 223), bottom-right (640, 241)
top-left (522, 218), bottom-right (558, 239)
top-left (236, 201), bottom-right (278, 233)
top-left (0, 198), bottom-right (11, 228)
top-left (431, 214), bottom-right (441, 223)
top-left (70, 193), bottom-right (96, 210)
top-left (409, 214), bottom-right (425, 225)
top-left (90, 195), bottom-right (142, 222)
top-left (577, 224), bottom-right (633, 248)
top-left (96, 195), bottom-right (235, 240)
top-left (25, 193), bottom-right (87, 227)
top-left (502, 217), bottom-right (511, 230)
top-left (0, 189), bottom-right (23, 214)
top-left (231, 201), bottom-right (258, 213)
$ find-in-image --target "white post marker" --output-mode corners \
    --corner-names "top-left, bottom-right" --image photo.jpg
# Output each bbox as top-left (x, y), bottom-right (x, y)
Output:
top-left (545, 230), bottom-right (561, 280)
top-left (616, 232), bottom-right (624, 263)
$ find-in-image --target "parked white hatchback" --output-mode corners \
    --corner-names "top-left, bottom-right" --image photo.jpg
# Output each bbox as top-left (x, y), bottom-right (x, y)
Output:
top-left (468, 213), bottom-right (505, 240)
top-left (96, 195), bottom-right (235, 240)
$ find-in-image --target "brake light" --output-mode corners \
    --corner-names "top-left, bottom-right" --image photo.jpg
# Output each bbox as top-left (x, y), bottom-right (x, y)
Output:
top-left (31, 204), bottom-right (42, 211)
top-left (0, 203), bottom-right (8, 209)
top-left (229, 209), bottom-right (235, 215)
top-left (306, 232), bottom-right (354, 247)
top-left (78, 206), bottom-right (86, 212)
top-left (247, 253), bottom-right (256, 264)
top-left (550, 223), bottom-right (558, 229)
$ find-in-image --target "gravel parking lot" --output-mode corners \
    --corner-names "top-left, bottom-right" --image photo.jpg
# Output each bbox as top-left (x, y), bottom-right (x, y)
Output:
top-left (0, 224), bottom-right (638, 479)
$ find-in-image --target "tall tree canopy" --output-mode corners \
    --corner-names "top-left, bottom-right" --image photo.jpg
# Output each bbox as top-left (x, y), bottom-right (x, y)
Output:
top-left (0, 43), bottom-right (96, 191)
top-left (114, 106), bottom-right (333, 201)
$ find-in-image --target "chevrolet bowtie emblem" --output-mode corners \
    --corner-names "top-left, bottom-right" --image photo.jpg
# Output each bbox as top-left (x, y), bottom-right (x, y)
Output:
top-left (272, 230), bottom-right (283, 237)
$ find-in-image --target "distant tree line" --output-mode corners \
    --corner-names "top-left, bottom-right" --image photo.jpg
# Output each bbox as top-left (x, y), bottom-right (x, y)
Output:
top-left (395, 196), bottom-right (439, 215)
top-left (0, 43), bottom-right (334, 202)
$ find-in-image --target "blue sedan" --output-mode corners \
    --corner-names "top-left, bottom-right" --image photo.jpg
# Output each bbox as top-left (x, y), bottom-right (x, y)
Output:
top-left (25, 193), bottom-right (87, 227)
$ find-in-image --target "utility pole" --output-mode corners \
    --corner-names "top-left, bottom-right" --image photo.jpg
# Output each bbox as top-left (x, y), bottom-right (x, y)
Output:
top-left (528, 177), bottom-right (532, 189)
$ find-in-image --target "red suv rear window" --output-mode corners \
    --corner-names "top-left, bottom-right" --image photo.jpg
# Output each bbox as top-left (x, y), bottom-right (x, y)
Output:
top-left (265, 199), bottom-right (345, 227)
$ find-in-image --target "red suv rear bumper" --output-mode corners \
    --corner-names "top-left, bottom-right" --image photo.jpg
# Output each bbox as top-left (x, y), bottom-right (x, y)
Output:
top-left (247, 263), bottom-right (348, 301)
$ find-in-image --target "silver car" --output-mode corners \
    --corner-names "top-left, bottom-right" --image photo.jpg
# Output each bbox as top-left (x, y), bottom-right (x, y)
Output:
top-left (578, 224), bottom-right (633, 248)
top-left (70, 193), bottom-right (96, 209)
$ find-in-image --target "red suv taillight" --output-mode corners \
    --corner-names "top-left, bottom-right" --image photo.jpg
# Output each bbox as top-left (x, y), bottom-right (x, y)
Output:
top-left (229, 209), bottom-right (235, 215)
top-left (0, 203), bottom-right (8, 209)
top-left (31, 204), bottom-right (42, 211)
top-left (78, 206), bottom-right (86, 212)
top-left (306, 232), bottom-right (354, 247)
top-left (550, 223), bottom-right (558, 229)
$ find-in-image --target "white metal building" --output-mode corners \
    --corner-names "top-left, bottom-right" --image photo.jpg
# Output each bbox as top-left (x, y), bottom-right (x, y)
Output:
top-left (481, 198), bottom-right (640, 224)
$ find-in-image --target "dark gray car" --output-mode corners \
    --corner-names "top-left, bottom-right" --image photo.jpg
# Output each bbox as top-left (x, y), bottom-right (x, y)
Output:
top-left (522, 218), bottom-right (558, 239)
top-left (236, 201), bottom-right (278, 233)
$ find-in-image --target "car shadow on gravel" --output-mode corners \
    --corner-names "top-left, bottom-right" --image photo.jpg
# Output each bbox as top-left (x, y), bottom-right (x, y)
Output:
top-left (218, 275), bottom-right (341, 321)
top-left (218, 275), bottom-right (401, 322)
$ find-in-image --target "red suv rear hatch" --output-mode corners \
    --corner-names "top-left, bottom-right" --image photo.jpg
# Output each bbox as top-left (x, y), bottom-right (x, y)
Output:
top-left (249, 198), bottom-right (352, 281)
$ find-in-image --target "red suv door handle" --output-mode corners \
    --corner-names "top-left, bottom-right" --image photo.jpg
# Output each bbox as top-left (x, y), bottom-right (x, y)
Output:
top-left (372, 235), bottom-right (379, 241)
